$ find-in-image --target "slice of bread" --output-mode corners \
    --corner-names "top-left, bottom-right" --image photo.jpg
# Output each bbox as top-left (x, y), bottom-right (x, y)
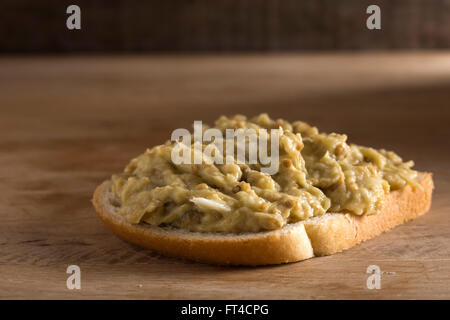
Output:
top-left (92, 172), bottom-right (433, 266)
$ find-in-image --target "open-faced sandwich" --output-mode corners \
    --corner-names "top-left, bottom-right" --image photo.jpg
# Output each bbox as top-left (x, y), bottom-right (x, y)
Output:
top-left (92, 114), bottom-right (433, 265)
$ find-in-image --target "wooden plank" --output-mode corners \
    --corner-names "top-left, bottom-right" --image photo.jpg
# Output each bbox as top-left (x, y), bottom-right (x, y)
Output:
top-left (0, 53), bottom-right (449, 299)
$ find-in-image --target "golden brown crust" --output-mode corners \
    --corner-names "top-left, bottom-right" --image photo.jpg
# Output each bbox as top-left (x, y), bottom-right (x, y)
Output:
top-left (305, 172), bottom-right (434, 256)
top-left (92, 173), bottom-right (433, 265)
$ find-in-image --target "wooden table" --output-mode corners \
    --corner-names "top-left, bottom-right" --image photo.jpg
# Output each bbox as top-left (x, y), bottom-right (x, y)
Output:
top-left (1, 53), bottom-right (449, 299)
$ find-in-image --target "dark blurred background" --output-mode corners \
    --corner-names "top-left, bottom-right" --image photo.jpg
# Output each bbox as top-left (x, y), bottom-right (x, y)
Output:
top-left (1, 0), bottom-right (449, 53)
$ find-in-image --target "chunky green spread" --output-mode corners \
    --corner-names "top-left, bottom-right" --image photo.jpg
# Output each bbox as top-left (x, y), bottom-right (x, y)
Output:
top-left (110, 114), bottom-right (418, 234)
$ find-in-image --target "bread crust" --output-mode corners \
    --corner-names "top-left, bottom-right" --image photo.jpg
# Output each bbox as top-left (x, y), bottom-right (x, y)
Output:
top-left (92, 172), bottom-right (433, 265)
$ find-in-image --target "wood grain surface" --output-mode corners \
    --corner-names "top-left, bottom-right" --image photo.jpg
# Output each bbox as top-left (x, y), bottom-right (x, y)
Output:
top-left (0, 52), bottom-right (449, 299)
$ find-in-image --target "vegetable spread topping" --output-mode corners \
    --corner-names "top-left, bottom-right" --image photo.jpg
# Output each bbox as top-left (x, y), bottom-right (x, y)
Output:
top-left (110, 114), bottom-right (418, 233)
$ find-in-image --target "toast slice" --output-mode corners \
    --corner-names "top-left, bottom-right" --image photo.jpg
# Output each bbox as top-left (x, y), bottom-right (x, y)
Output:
top-left (92, 172), bottom-right (433, 266)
